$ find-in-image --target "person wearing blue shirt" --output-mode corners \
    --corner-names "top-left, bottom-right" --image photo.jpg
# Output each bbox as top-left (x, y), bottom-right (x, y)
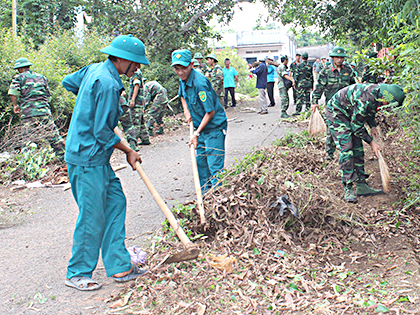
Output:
top-left (266, 56), bottom-right (276, 107)
top-left (252, 55), bottom-right (268, 114)
top-left (222, 58), bottom-right (238, 108)
top-left (172, 49), bottom-right (228, 192)
top-left (62, 35), bottom-right (149, 291)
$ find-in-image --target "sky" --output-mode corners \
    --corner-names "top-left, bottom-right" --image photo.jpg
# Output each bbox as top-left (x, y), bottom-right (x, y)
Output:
top-left (210, 1), bottom-right (275, 47)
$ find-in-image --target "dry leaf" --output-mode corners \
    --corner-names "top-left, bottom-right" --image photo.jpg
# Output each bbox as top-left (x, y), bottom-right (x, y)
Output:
top-left (208, 254), bottom-right (237, 273)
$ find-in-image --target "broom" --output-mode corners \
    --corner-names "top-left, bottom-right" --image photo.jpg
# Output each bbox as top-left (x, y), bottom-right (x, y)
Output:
top-left (308, 107), bottom-right (327, 136)
top-left (374, 133), bottom-right (391, 193)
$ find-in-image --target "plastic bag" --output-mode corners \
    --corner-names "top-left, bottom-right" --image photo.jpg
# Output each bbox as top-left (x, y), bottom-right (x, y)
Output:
top-left (308, 108), bottom-right (327, 136)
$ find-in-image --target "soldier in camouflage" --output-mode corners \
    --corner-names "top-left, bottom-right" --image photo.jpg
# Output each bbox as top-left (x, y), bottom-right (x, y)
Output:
top-left (325, 83), bottom-right (405, 202)
top-left (277, 55), bottom-right (295, 118)
top-left (290, 52), bottom-right (301, 107)
top-left (312, 47), bottom-right (356, 159)
top-left (294, 52), bottom-right (313, 114)
top-left (193, 59), bottom-right (204, 75)
top-left (118, 90), bottom-right (136, 149)
top-left (144, 81), bottom-right (168, 136)
top-left (205, 53), bottom-right (224, 107)
top-left (127, 68), bottom-right (150, 148)
top-left (194, 53), bottom-right (209, 75)
top-left (8, 58), bottom-right (65, 161)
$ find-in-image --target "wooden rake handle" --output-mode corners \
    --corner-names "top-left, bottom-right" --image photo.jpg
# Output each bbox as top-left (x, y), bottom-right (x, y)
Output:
top-left (189, 124), bottom-right (206, 224)
top-left (114, 127), bottom-right (192, 247)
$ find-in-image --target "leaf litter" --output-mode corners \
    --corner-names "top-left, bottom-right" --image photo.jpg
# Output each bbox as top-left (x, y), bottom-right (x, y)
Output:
top-left (108, 114), bottom-right (420, 314)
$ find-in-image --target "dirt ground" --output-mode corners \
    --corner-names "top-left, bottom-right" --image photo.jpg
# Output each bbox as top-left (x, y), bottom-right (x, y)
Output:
top-left (0, 93), bottom-right (302, 314)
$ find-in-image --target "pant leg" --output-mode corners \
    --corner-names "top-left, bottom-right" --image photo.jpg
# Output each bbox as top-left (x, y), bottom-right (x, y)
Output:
top-left (327, 112), bottom-right (358, 184)
top-left (353, 136), bottom-right (368, 182)
top-left (258, 89), bottom-right (268, 112)
top-left (229, 87), bottom-right (236, 107)
top-left (66, 164), bottom-right (109, 279)
top-left (224, 88), bottom-right (229, 107)
top-left (40, 115), bottom-right (65, 160)
top-left (325, 127), bottom-right (336, 156)
top-left (303, 87), bottom-right (311, 111)
top-left (204, 129), bottom-right (226, 188)
top-left (279, 87), bottom-right (290, 113)
top-left (296, 86), bottom-right (303, 112)
top-left (101, 165), bottom-right (132, 277)
top-left (196, 137), bottom-right (212, 192)
top-left (135, 109), bottom-right (150, 143)
top-left (267, 82), bottom-right (275, 106)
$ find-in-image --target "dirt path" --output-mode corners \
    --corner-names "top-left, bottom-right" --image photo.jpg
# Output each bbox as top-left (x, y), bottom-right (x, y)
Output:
top-left (0, 94), bottom-right (301, 314)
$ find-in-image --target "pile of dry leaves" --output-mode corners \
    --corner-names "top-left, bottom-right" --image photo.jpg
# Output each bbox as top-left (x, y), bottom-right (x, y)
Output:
top-left (108, 115), bottom-right (420, 315)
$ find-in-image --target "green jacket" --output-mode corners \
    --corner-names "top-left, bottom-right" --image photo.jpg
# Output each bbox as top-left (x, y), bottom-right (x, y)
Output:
top-left (296, 61), bottom-right (313, 88)
top-left (8, 70), bottom-right (51, 119)
top-left (326, 83), bottom-right (379, 144)
top-left (312, 64), bottom-right (355, 105)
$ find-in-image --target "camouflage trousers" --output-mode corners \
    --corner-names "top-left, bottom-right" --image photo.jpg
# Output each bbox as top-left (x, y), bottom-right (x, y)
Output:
top-left (296, 86), bottom-right (311, 113)
top-left (22, 115), bottom-right (65, 161)
top-left (120, 106), bottom-right (149, 144)
top-left (279, 87), bottom-right (290, 113)
top-left (146, 101), bottom-right (165, 128)
top-left (325, 109), bottom-right (368, 185)
top-left (215, 86), bottom-right (224, 107)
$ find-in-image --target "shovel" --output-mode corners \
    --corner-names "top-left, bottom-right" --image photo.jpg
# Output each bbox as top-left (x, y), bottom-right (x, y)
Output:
top-left (114, 127), bottom-right (199, 263)
top-left (189, 123), bottom-right (206, 225)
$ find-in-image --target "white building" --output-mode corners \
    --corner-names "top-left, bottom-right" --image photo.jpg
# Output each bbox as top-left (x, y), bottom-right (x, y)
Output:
top-left (234, 30), bottom-right (296, 64)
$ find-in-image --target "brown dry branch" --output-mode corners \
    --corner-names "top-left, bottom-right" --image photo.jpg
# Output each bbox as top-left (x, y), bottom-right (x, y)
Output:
top-left (109, 115), bottom-right (420, 314)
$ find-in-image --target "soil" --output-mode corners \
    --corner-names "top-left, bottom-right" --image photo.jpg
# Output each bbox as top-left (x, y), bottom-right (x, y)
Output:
top-left (0, 93), bottom-right (301, 314)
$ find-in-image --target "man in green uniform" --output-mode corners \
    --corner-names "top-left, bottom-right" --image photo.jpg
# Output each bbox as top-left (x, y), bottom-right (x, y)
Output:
top-left (312, 47), bottom-right (356, 159)
top-left (144, 80), bottom-right (168, 136)
top-left (193, 59), bottom-right (204, 74)
top-left (294, 52), bottom-right (313, 114)
top-left (205, 53), bottom-right (224, 107)
top-left (290, 52), bottom-right (301, 107)
top-left (128, 68), bottom-right (150, 147)
top-left (194, 52), bottom-right (209, 75)
top-left (326, 83), bottom-right (405, 202)
top-left (8, 58), bottom-right (65, 161)
top-left (172, 49), bottom-right (227, 192)
top-left (277, 55), bottom-right (295, 118)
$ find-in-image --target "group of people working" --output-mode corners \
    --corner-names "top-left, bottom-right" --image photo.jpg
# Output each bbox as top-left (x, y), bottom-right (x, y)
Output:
top-left (7, 34), bottom-right (405, 292)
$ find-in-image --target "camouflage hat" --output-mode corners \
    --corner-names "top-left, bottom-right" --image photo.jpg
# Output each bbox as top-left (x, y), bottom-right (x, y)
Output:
top-left (321, 56), bottom-right (326, 60)
top-left (295, 52), bottom-right (301, 56)
top-left (14, 58), bottom-right (33, 69)
top-left (301, 52), bottom-right (309, 59)
top-left (330, 47), bottom-right (348, 57)
top-left (205, 53), bottom-right (218, 62)
top-left (101, 35), bottom-right (149, 65)
top-left (379, 84), bottom-right (406, 106)
top-left (194, 52), bottom-right (204, 59)
top-left (281, 55), bottom-right (288, 60)
top-left (171, 49), bottom-right (192, 67)
top-left (192, 58), bottom-right (200, 67)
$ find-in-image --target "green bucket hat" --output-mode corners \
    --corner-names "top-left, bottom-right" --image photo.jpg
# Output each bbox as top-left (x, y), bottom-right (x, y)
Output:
top-left (205, 53), bottom-right (218, 62)
top-left (192, 58), bottom-right (200, 67)
top-left (379, 84), bottom-right (406, 106)
top-left (171, 49), bottom-right (192, 67)
top-left (330, 47), bottom-right (348, 57)
top-left (14, 58), bottom-right (33, 69)
top-left (301, 52), bottom-right (308, 59)
top-left (101, 34), bottom-right (149, 65)
top-left (194, 52), bottom-right (204, 59)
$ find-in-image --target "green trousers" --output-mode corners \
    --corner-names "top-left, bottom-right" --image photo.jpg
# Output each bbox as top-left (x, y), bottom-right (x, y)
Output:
top-left (66, 163), bottom-right (132, 279)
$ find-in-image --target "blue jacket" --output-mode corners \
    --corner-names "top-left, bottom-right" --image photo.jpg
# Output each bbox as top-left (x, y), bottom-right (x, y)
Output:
top-left (178, 69), bottom-right (227, 132)
top-left (267, 65), bottom-right (276, 83)
top-left (252, 62), bottom-right (267, 89)
top-left (62, 59), bottom-right (124, 166)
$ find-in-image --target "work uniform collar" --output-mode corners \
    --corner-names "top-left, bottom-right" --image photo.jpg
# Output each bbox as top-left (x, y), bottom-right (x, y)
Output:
top-left (184, 68), bottom-right (196, 88)
top-left (104, 59), bottom-right (124, 91)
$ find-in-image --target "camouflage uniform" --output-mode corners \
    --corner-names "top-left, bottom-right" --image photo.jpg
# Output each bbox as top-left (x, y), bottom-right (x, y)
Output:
top-left (313, 63), bottom-right (356, 156)
top-left (276, 63), bottom-right (291, 114)
top-left (325, 84), bottom-right (379, 185)
top-left (144, 81), bottom-right (168, 131)
top-left (128, 69), bottom-right (149, 144)
top-left (290, 60), bottom-right (300, 104)
top-left (118, 93), bottom-right (137, 149)
top-left (200, 63), bottom-right (209, 75)
top-left (209, 64), bottom-right (224, 106)
top-left (295, 60), bottom-right (313, 112)
top-left (8, 70), bottom-right (65, 160)
top-left (362, 66), bottom-right (378, 84)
